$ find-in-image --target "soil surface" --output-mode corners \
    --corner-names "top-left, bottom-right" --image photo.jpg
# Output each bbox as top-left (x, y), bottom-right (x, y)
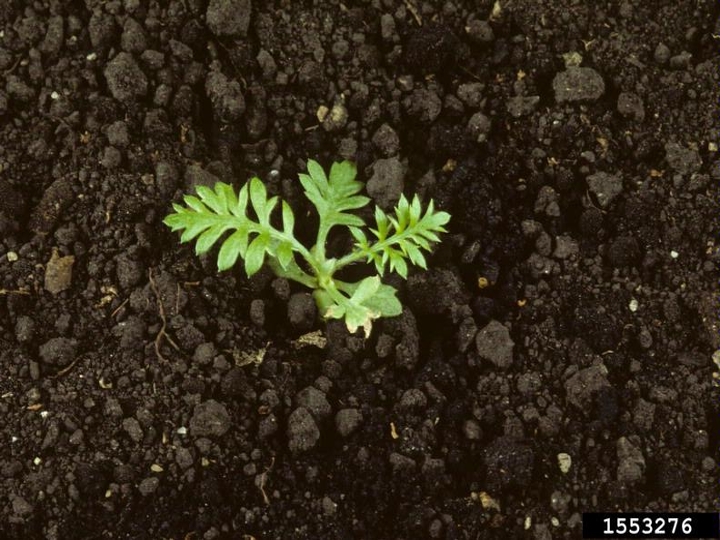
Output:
top-left (1, 1), bottom-right (719, 539)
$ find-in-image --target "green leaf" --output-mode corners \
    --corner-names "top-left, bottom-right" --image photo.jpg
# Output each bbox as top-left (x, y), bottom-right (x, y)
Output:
top-left (184, 195), bottom-right (207, 214)
top-left (307, 159), bottom-right (329, 192)
top-left (373, 206), bottom-right (390, 240)
top-left (363, 283), bottom-right (402, 318)
top-left (352, 195), bottom-right (450, 279)
top-left (388, 250), bottom-right (408, 278)
top-left (373, 254), bottom-right (384, 275)
top-left (196, 185), bottom-right (226, 214)
top-left (217, 229), bottom-right (249, 271)
top-left (276, 241), bottom-right (294, 270)
top-left (232, 184), bottom-right (249, 218)
top-left (298, 173), bottom-right (322, 208)
top-left (282, 201), bottom-right (295, 234)
top-left (196, 223), bottom-right (233, 254)
top-left (249, 177), bottom-right (267, 220)
top-left (165, 180), bottom-right (309, 281)
top-left (396, 195), bottom-right (409, 230)
top-left (245, 234), bottom-right (268, 277)
top-left (329, 160), bottom-right (357, 196)
top-left (350, 276), bottom-right (381, 304)
top-left (298, 159), bottom-right (370, 236)
top-left (324, 302), bottom-right (346, 321)
top-left (343, 304), bottom-right (376, 337)
top-left (409, 195), bottom-right (422, 226)
top-left (403, 242), bottom-right (427, 269)
top-left (349, 226), bottom-right (366, 245)
top-left (179, 218), bottom-right (212, 243)
top-left (324, 277), bottom-right (394, 337)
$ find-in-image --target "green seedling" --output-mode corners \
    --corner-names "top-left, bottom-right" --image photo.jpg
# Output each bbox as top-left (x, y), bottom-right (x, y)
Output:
top-left (164, 160), bottom-right (450, 336)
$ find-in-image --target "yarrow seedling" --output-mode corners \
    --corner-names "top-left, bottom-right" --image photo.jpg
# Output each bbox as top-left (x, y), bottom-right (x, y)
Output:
top-left (164, 160), bottom-right (450, 336)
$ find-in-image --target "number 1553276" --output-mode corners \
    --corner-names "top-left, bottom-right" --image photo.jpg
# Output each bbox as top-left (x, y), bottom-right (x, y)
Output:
top-left (583, 513), bottom-right (719, 539)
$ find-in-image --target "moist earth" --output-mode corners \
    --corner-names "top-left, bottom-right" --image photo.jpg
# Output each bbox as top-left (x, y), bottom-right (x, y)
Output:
top-left (0, 1), bottom-right (718, 539)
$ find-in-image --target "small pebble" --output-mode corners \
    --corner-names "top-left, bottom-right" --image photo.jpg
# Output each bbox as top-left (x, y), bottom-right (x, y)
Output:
top-left (557, 453), bottom-right (572, 473)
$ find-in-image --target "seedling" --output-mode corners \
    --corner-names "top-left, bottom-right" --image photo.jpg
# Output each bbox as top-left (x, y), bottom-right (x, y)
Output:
top-left (164, 160), bottom-right (450, 336)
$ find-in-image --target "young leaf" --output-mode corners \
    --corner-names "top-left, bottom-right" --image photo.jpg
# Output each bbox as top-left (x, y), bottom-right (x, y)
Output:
top-left (349, 226), bottom-right (367, 245)
top-left (218, 229), bottom-right (249, 271)
top-left (249, 178), bottom-right (268, 221)
top-left (402, 242), bottom-right (426, 269)
top-left (349, 275), bottom-right (381, 304)
top-left (164, 181), bottom-right (308, 278)
top-left (323, 277), bottom-right (394, 337)
top-left (282, 201), bottom-right (295, 234)
top-left (196, 185), bottom-right (227, 214)
top-left (350, 193), bottom-right (450, 279)
top-left (388, 249), bottom-right (408, 278)
top-left (195, 223), bottom-right (233, 255)
top-left (245, 234), bottom-right (269, 277)
top-left (276, 241), bottom-right (294, 270)
top-left (362, 282), bottom-right (402, 318)
top-left (299, 159), bottom-right (370, 232)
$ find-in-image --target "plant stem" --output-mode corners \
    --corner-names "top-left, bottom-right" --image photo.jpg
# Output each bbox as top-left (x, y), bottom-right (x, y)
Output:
top-left (318, 278), bottom-right (348, 306)
top-left (267, 258), bottom-right (317, 289)
top-left (314, 221), bottom-right (330, 262)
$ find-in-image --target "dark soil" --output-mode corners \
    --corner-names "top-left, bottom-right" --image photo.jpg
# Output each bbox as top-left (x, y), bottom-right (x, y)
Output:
top-left (1, 1), bottom-right (718, 539)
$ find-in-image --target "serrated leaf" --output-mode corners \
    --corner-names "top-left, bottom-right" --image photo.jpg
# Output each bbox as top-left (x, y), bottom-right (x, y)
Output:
top-left (389, 251), bottom-right (408, 278)
top-left (196, 223), bottom-right (232, 254)
top-left (354, 196), bottom-right (451, 279)
top-left (432, 211), bottom-right (451, 228)
top-left (166, 160), bottom-right (451, 336)
top-left (298, 160), bottom-right (370, 237)
top-left (403, 242), bottom-right (426, 269)
top-left (334, 277), bottom-right (396, 337)
top-left (216, 182), bottom-right (237, 210)
top-left (184, 195), bottom-right (207, 214)
top-left (330, 212), bottom-right (366, 228)
top-left (349, 226), bottom-right (366, 244)
top-left (298, 173), bottom-right (321, 204)
top-left (218, 229), bottom-right (250, 271)
top-left (388, 215), bottom-right (400, 231)
top-left (363, 283), bottom-right (402, 317)
top-left (373, 254), bottom-right (384, 276)
top-left (163, 213), bottom-right (182, 231)
top-left (263, 196), bottom-right (279, 224)
top-left (179, 219), bottom-right (211, 243)
top-left (374, 207), bottom-right (389, 239)
top-left (166, 179), bottom-right (309, 283)
top-left (307, 159), bottom-right (329, 191)
top-left (413, 235), bottom-right (431, 250)
top-left (196, 185), bottom-right (225, 214)
top-left (249, 177), bottom-right (267, 220)
top-left (277, 241), bottom-right (294, 270)
top-left (419, 230), bottom-right (441, 243)
top-left (350, 276), bottom-right (381, 304)
top-left (344, 304), bottom-right (376, 337)
top-left (343, 194), bottom-right (371, 210)
top-left (245, 234), bottom-right (268, 277)
top-left (232, 184), bottom-right (249, 218)
top-left (282, 201), bottom-right (295, 234)
top-left (409, 196), bottom-right (422, 225)
top-left (329, 160), bottom-right (357, 194)
top-left (396, 195), bottom-right (409, 230)
top-left (325, 304), bottom-right (344, 319)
